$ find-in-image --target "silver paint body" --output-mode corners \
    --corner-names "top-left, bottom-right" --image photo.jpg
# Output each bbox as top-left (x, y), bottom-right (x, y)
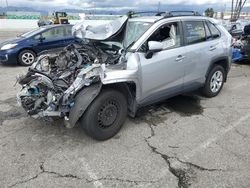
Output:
top-left (99, 16), bottom-right (232, 106)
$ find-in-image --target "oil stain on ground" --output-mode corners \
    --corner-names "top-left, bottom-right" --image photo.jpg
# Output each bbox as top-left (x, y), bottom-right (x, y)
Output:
top-left (166, 95), bottom-right (203, 116)
top-left (135, 95), bottom-right (204, 123)
top-left (0, 98), bottom-right (26, 125)
top-left (134, 104), bottom-right (171, 125)
top-left (0, 108), bottom-right (25, 125)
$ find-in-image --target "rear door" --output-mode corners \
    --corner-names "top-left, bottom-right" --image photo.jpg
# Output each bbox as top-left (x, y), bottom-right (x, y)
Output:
top-left (181, 20), bottom-right (223, 89)
top-left (63, 25), bottom-right (77, 45)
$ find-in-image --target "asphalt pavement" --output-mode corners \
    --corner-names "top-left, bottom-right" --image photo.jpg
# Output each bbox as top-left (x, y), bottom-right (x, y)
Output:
top-left (0, 30), bottom-right (250, 188)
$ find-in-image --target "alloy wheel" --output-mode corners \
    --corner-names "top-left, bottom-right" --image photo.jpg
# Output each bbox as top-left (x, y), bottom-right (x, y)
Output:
top-left (210, 70), bottom-right (223, 93)
top-left (21, 52), bottom-right (35, 65)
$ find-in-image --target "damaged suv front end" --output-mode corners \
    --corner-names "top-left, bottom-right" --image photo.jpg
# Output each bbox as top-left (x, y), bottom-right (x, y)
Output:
top-left (17, 16), bottom-right (142, 132)
top-left (17, 44), bottom-right (105, 123)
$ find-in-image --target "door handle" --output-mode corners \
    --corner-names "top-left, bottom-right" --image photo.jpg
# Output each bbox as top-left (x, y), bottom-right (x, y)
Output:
top-left (176, 55), bottom-right (185, 62)
top-left (209, 46), bottom-right (217, 51)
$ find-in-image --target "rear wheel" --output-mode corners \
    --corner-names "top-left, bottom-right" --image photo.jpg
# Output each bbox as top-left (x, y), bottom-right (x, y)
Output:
top-left (202, 65), bottom-right (225, 98)
top-left (18, 50), bottom-right (36, 66)
top-left (80, 89), bottom-right (127, 141)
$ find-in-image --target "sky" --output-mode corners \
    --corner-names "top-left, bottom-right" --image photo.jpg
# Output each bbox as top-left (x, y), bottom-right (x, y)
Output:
top-left (1, 0), bottom-right (249, 11)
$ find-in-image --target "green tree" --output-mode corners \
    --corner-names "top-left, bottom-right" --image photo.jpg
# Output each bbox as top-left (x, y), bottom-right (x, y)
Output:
top-left (205, 8), bottom-right (214, 18)
top-left (127, 10), bottom-right (135, 18)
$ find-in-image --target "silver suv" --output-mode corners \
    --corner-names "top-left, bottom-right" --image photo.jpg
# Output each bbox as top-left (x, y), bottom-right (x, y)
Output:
top-left (17, 12), bottom-right (232, 140)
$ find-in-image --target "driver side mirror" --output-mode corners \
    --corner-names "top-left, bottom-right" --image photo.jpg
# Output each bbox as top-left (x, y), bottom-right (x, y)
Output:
top-left (145, 41), bottom-right (163, 59)
top-left (39, 36), bottom-right (46, 42)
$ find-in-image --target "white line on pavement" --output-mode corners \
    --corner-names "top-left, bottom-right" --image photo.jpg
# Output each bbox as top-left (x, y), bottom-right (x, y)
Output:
top-left (80, 157), bottom-right (104, 188)
top-left (183, 114), bottom-right (250, 161)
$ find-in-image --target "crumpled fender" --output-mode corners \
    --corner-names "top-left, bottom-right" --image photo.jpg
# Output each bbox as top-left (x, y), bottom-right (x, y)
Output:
top-left (66, 82), bottom-right (102, 128)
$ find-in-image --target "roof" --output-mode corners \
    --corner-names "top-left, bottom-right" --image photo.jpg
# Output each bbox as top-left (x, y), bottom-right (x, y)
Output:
top-left (174, 16), bottom-right (207, 21)
top-left (129, 16), bottom-right (164, 23)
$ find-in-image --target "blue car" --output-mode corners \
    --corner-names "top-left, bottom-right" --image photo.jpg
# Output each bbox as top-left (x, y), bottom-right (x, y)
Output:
top-left (0, 24), bottom-right (79, 66)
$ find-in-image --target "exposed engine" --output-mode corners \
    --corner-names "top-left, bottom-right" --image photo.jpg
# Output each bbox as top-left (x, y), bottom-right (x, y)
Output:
top-left (17, 42), bottom-right (122, 120)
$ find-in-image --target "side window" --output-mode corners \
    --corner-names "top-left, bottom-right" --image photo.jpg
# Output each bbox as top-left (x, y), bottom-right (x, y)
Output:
top-left (207, 22), bottom-right (221, 39)
top-left (64, 26), bottom-right (73, 37)
top-left (34, 35), bottom-right (41, 40)
top-left (204, 22), bottom-right (212, 40)
top-left (184, 21), bottom-right (206, 45)
top-left (41, 27), bottom-right (64, 40)
top-left (140, 22), bottom-right (181, 51)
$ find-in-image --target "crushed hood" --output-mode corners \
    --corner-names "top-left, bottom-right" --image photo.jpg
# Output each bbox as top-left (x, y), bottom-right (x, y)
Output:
top-left (72, 16), bottom-right (128, 41)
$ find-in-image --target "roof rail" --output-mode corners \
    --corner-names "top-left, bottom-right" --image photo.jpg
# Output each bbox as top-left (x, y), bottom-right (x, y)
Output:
top-left (127, 11), bottom-right (166, 18)
top-left (164, 11), bottom-right (201, 18)
top-left (127, 10), bottom-right (202, 19)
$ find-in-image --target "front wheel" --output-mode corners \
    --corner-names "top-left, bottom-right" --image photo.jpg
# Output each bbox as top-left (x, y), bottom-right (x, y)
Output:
top-left (18, 50), bottom-right (36, 66)
top-left (202, 65), bottom-right (225, 98)
top-left (80, 89), bottom-right (127, 141)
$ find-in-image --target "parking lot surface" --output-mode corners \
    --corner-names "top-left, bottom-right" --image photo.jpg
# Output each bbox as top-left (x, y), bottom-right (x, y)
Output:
top-left (0, 30), bottom-right (250, 188)
top-left (0, 30), bottom-right (31, 42)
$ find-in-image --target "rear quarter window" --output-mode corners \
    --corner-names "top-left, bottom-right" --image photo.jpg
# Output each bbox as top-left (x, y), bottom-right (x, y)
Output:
top-left (204, 22), bottom-right (212, 40)
top-left (206, 22), bottom-right (221, 39)
top-left (183, 21), bottom-right (206, 45)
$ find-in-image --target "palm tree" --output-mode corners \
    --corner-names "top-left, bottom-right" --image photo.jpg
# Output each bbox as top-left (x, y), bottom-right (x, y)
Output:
top-left (205, 8), bottom-right (215, 18)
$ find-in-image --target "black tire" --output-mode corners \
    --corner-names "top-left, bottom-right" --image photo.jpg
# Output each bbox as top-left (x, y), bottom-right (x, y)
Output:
top-left (202, 65), bottom-right (225, 98)
top-left (18, 49), bottom-right (36, 66)
top-left (80, 89), bottom-right (127, 141)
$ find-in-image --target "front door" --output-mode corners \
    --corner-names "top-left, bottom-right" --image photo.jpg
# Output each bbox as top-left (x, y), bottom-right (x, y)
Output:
top-left (33, 27), bottom-right (66, 53)
top-left (137, 21), bottom-right (186, 104)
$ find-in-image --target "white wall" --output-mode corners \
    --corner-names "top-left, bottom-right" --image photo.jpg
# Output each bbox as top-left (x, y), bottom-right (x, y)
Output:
top-left (0, 19), bottom-right (38, 30)
top-left (0, 19), bottom-right (111, 30)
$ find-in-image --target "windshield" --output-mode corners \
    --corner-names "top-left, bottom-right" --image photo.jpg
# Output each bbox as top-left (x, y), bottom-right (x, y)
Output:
top-left (123, 21), bottom-right (152, 48)
top-left (21, 27), bottom-right (47, 38)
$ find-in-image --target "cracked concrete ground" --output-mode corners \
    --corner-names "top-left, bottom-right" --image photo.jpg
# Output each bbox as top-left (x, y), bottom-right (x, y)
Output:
top-left (0, 31), bottom-right (250, 188)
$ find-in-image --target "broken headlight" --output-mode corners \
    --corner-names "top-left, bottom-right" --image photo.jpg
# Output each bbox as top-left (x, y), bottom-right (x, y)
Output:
top-left (32, 56), bottom-right (50, 72)
top-left (40, 56), bottom-right (50, 72)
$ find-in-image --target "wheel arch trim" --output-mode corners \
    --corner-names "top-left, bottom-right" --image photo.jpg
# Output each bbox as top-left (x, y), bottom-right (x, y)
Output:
top-left (102, 81), bottom-right (138, 117)
top-left (206, 56), bottom-right (230, 81)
